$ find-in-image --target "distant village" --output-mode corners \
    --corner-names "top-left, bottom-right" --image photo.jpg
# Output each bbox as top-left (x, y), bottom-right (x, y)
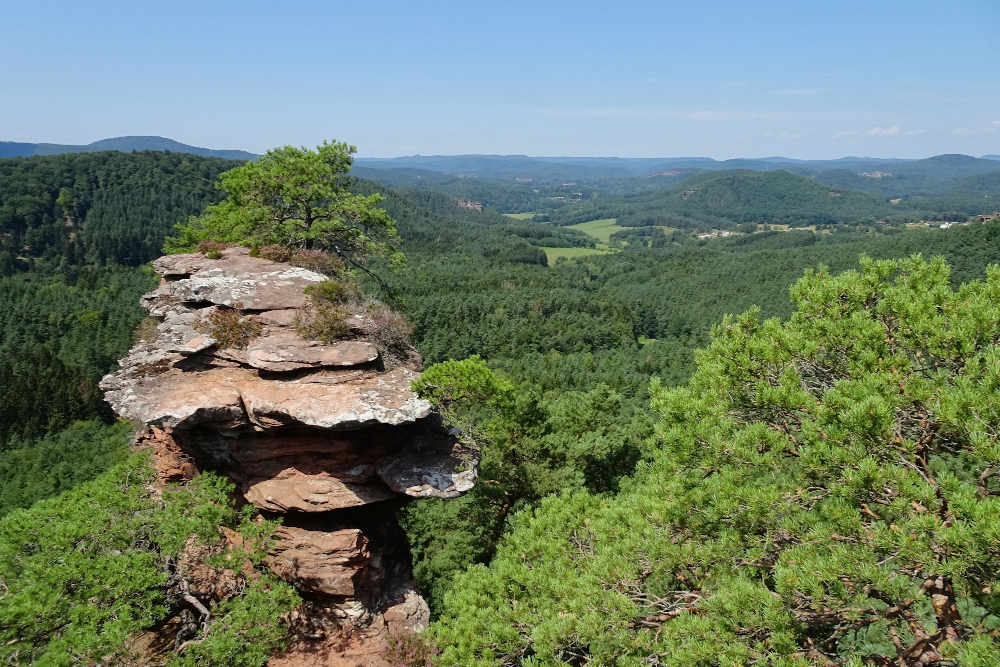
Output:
top-left (907, 212), bottom-right (1000, 230)
top-left (456, 199), bottom-right (483, 212)
top-left (696, 230), bottom-right (733, 240)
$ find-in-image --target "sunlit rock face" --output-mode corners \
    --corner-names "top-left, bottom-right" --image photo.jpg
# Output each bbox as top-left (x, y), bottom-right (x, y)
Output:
top-left (101, 247), bottom-right (477, 661)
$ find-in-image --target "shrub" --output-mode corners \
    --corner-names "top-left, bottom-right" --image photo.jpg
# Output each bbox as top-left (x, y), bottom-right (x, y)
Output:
top-left (294, 280), bottom-right (411, 357)
top-left (251, 244), bottom-right (292, 263)
top-left (365, 301), bottom-right (412, 354)
top-left (294, 280), bottom-right (362, 343)
top-left (0, 455), bottom-right (298, 665)
top-left (289, 249), bottom-right (345, 275)
top-left (195, 308), bottom-right (262, 349)
top-left (168, 575), bottom-right (299, 667)
top-left (133, 316), bottom-right (160, 343)
top-left (249, 247), bottom-right (343, 274)
top-left (386, 631), bottom-right (441, 667)
top-left (294, 303), bottom-right (353, 343)
top-left (196, 240), bottom-right (233, 259)
top-left (303, 279), bottom-right (362, 305)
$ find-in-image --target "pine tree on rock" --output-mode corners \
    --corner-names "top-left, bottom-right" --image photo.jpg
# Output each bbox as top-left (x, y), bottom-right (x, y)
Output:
top-left (166, 141), bottom-right (402, 275)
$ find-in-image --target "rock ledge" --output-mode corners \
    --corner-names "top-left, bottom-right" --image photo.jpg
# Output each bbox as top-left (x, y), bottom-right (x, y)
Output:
top-left (100, 248), bottom-right (478, 662)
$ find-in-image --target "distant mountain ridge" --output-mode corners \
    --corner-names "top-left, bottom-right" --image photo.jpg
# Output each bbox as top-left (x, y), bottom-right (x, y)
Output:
top-left (355, 152), bottom-right (997, 176)
top-left (0, 136), bottom-right (257, 161)
top-left (355, 153), bottom-right (1000, 199)
top-left (4, 138), bottom-right (998, 198)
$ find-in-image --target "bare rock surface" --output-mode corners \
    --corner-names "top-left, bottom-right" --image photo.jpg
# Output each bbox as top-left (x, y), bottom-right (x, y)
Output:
top-left (268, 525), bottom-right (374, 598)
top-left (102, 249), bottom-right (477, 664)
top-left (246, 337), bottom-right (379, 372)
top-left (150, 247), bottom-right (326, 310)
top-left (376, 426), bottom-right (479, 498)
top-left (138, 426), bottom-right (197, 486)
top-left (268, 584), bottom-right (430, 667)
top-left (105, 365), bottom-right (431, 433)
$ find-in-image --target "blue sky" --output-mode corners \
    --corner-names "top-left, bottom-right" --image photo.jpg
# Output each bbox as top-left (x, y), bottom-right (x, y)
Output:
top-left (3, 0), bottom-right (998, 158)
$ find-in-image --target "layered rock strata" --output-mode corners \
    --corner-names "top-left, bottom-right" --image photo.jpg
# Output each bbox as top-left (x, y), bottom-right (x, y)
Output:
top-left (101, 247), bottom-right (477, 660)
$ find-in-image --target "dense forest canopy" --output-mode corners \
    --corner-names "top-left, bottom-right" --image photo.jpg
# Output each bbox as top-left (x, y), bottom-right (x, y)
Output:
top-left (2, 149), bottom-right (1000, 664)
top-left (426, 256), bottom-right (1000, 665)
top-left (0, 151), bottom-right (241, 275)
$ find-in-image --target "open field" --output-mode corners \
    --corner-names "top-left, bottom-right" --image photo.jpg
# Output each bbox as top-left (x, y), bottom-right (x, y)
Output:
top-left (543, 245), bottom-right (614, 263)
top-left (569, 218), bottom-right (675, 243)
top-left (503, 212), bottom-right (536, 220)
top-left (567, 218), bottom-right (621, 242)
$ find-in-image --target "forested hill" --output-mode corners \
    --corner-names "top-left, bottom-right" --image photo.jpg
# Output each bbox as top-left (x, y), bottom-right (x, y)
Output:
top-left (0, 151), bottom-right (240, 444)
top-left (813, 153), bottom-right (1000, 197)
top-left (0, 151), bottom-right (243, 275)
top-left (549, 169), bottom-right (896, 228)
top-left (4, 148), bottom-right (1000, 664)
top-left (658, 169), bottom-right (890, 226)
top-left (0, 136), bottom-right (256, 160)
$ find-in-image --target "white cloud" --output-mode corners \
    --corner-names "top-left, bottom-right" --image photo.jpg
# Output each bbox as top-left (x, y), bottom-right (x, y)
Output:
top-left (836, 126), bottom-right (922, 139)
top-left (867, 125), bottom-right (901, 137)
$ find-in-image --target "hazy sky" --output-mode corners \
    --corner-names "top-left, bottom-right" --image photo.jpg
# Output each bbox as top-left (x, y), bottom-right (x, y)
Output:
top-left (3, 0), bottom-right (999, 158)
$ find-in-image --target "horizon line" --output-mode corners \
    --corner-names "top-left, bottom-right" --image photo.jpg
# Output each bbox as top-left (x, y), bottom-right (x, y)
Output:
top-left (3, 135), bottom-right (998, 163)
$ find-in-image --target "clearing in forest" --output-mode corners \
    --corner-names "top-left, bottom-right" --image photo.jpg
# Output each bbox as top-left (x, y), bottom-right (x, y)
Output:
top-left (543, 245), bottom-right (613, 263)
top-left (566, 218), bottom-right (622, 243)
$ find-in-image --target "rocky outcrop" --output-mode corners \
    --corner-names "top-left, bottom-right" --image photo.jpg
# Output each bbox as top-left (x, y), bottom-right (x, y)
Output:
top-left (100, 247), bottom-right (477, 662)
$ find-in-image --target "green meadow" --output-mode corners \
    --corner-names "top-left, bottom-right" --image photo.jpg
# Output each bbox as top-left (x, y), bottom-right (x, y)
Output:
top-left (566, 218), bottom-right (621, 242)
top-left (543, 245), bottom-right (614, 263)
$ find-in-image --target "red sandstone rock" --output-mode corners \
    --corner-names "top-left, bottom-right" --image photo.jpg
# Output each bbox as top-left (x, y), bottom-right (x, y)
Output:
top-left (149, 248), bottom-right (326, 310)
top-left (267, 525), bottom-right (375, 598)
top-left (137, 425), bottom-right (198, 485)
top-left (246, 337), bottom-right (379, 372)
top-left (100, 249), bottom-right (477, 664)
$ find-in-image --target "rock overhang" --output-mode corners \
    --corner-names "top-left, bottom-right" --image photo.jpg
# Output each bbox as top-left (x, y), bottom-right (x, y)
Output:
top-left (100, 247), bottom-right (476, 648)
top-left (100, 247), bottom-right (477, 510)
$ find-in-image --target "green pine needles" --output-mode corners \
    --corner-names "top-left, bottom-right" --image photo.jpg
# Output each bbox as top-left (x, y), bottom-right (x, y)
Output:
top-left (0, 454), bottom-right (298, 665)
top-left (165, 141), bottom-right (403, 271)
top-left (425, 255), bottom-right (1000, 665)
